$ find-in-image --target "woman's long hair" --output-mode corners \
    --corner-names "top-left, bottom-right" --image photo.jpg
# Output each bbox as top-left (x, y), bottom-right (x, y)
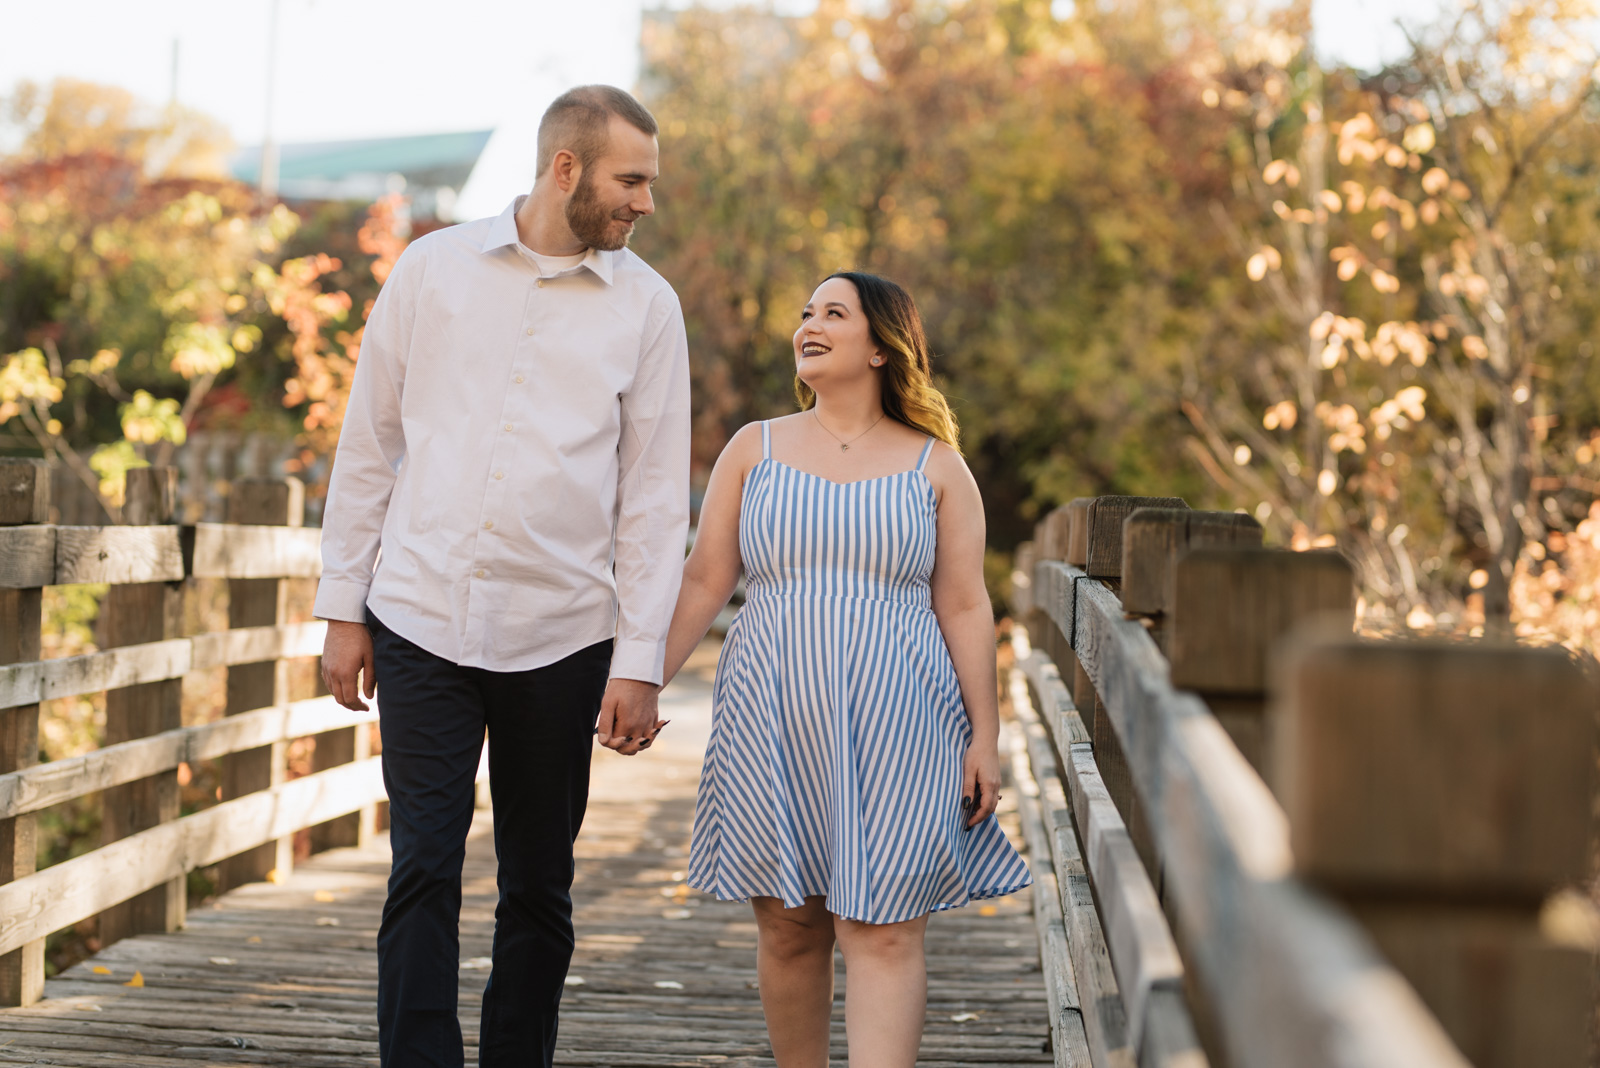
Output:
top-left (794, 271), bottom-right (961, 451)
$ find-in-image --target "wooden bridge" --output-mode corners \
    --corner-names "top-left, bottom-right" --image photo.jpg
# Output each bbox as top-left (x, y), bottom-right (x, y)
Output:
top-left (0, 462), bottom-right (1593, 1067)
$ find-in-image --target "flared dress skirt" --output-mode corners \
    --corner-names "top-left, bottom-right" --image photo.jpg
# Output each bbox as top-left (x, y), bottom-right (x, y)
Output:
top-left (687, 424), bottom-right (1031, 924)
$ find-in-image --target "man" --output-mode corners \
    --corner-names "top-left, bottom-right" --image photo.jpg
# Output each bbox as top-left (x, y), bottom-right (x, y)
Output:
top-left (315, 85), bottom-right (689, 1068)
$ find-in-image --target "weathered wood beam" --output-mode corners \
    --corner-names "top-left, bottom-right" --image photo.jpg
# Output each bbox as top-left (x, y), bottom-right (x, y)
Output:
top-left (1083, 496), bottom-right (1188, 580)
top-left (0, 757), bottom-right (387, 958)
top-left (220, 481), bottom-right (302, 890)
top-left (1006, 675), bottom-right (1093, 1068)
top-left (190, 523), bottom-right (321, 579)
top-left (98, 467), bottom-right (186, 948)
top-left (0, 523), bottom-right (323, 589)
top-left (1120, 508), bottom-right (1262, 618)
top-left (53, 526), bottom-right (185, 585)
top-left (0, 459), bottom-right (47, 1007)
top-left (0, 695), bottom-right (377, 821)
top-left (1010, 668), bottom-right (1133, 1068)
top-left (0, 622), bottom-right (326, 711)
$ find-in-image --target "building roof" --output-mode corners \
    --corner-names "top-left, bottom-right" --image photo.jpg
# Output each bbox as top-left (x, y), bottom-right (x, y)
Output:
top-left (230, 129), bottom-right (494, 205)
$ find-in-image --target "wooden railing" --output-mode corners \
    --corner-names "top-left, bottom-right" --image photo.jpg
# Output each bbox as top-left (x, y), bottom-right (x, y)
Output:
top-left (0, 460), bottom-right (406, 1008)
top-left (1006, 495), bottom-right (1595, 1068)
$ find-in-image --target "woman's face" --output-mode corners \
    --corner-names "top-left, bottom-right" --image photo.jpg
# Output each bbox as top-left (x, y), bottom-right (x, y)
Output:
top-left (794, 277), bottom-right (880, 389)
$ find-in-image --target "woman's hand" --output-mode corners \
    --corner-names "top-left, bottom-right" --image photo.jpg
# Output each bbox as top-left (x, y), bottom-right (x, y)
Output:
top-left (962, 740), bottom-right (1003, 828)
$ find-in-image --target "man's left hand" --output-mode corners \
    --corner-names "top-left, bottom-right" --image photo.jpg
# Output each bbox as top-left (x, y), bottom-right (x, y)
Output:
top-left (597, 678), bottom-right (663, 755)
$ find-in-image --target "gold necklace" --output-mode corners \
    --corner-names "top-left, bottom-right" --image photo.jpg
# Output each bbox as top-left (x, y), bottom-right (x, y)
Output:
top-left (812, 408), bottom-right (885, 453)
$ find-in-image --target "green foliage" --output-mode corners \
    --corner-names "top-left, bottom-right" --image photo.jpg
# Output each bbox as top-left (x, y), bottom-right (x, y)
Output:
top-left (636, 1), bottom-right (1240, 549)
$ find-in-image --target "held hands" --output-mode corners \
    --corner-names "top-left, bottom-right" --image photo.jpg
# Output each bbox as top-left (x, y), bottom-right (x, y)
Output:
top-left (962, 740), bottom-right (1003, 829)
top-left (322, 620), bottom-right (376, 711)
top-left (597, 678), bottom-right (666, 756)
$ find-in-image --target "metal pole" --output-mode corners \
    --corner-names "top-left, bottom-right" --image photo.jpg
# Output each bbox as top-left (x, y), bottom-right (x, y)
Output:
top-left (260, 0), bottom-right (281, 197)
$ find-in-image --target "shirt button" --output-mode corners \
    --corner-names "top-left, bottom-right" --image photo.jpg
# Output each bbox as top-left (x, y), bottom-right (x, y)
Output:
top-left (474, 569), bottom-right (486, 578)
top-left (494, 471), bottom-right (504, 480)
top-left (483, 521), bottom-right (494, 531)
top-left (525, 327), bottom-right (533, 336)
top-left (504, 423), bottom-right (513, 431)
top-left (536, 279), bottom-right (545, 288)
top-left (514, 375), bottom-right (525, 384)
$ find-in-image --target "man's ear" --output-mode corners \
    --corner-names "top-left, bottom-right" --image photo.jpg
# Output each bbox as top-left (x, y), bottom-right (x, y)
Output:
top-left (551, 149), bottom-right (582, 194)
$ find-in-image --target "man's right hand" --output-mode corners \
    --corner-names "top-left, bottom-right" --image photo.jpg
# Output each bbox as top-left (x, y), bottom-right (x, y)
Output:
top-left (322, 620), bottom-right (376, 711)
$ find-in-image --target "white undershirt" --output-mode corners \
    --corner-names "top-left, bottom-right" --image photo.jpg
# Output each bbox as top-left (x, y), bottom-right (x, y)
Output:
top-left (528, 249), bottom-right (587, 276)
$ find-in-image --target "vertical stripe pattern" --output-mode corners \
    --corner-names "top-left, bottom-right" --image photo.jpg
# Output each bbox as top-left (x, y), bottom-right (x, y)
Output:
top-left (688, 423), bottom-right (1031, 923)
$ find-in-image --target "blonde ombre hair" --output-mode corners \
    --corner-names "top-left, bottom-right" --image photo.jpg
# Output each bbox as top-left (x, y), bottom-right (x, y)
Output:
top-left (795, 271), bottom-right (961, 451)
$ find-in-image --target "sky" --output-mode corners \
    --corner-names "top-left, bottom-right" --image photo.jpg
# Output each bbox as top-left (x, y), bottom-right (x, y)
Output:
top-left (1, 0), bottom-right (1442, 221)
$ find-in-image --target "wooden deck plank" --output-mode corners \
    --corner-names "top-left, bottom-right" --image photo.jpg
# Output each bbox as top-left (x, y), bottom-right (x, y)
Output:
top-left (0, 648), bottom-right (1051, 1066)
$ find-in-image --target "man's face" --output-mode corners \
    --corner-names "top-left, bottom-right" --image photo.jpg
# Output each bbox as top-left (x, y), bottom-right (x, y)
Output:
top-left (566, 116), bottom-right (659, 251)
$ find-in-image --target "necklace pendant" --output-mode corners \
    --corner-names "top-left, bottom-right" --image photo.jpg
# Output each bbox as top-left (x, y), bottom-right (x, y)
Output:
top-left (840, 444), bottom-right (849, 452)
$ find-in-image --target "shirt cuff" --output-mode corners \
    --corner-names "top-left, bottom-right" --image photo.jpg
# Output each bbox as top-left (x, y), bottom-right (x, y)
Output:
top-left (609, 637), bottom-right (665, 687)
top-left (313, 578), bottom-right (372, 624)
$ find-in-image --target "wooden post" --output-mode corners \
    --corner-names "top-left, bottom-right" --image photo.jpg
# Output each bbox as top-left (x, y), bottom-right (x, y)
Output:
top-left (219, 478), bottom-right (301, 889)
top-left (0, 459), bottom-right (48, 1006)
top-left (98, 467), bottom-right (186, 948)
top-left (1064, 498), bottom-right (1093, 569)
top-left (1120, 508), bottom-right (1263, 619)
top-left (1272, 636), bottom-right (1597, 1068)
top-left (310, 710), bottom-right (374, 851)
top-left (1081, 495), bottom-right (1188, 580)
top-left (1167, 547), bottom-right (1354, 773)
top-left (1033, 507), bottom-right (1073, 671)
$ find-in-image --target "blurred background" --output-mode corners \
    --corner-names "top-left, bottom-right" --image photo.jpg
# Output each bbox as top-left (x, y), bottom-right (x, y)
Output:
top-left (2, 0), bottom-right (1597, 656)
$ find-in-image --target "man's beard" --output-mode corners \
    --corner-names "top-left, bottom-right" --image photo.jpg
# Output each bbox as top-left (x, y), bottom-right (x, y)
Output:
top-left (566, 171), bottom-right (634, 251)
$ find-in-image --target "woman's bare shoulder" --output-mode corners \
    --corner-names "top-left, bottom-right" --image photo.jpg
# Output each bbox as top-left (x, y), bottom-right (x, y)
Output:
top-left (923, 440), bottom-right (980, 503)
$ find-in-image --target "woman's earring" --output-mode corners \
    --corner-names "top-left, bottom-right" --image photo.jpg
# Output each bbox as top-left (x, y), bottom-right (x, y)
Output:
top-left (871, 357), bottom-right (883, 366)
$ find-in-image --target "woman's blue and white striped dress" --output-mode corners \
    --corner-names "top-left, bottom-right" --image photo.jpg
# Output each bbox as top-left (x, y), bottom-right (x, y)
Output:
top-left (688, 421), bottom-right (1031, 924)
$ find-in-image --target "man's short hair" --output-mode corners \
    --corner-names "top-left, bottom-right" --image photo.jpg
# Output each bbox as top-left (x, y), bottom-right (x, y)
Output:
top-left (536, 85), bottom-right (658, 177)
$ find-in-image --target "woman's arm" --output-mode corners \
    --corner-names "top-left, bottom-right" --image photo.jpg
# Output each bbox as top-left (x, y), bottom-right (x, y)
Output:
top-left (928, 446), bottom-right (1002, 828)
top-left (660, 423), bottom-right (763, 685)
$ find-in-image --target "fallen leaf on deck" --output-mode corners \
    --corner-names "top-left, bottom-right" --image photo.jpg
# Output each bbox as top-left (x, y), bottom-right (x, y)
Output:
top-left (315, 917), bottom-right (340, 926)
top-left (977, 905), bottom-right (998, 917)
top-left (209, 957), bottom-right (236, 966)
top-left (661, 908), bottom-right (692, 920)
top-left (123, 972), bottom-right (144, 988)
top-left (654, 980), bottom-right (684, 990)
top-left (564, 976), bottom-right (586, 986)
top-left (74, 1003), bottom-right (102, 1011)
top-left (951, 1012), bottom-right (982, 1023)
top-left (91, 966), bottom-right (111, 975)
top-left (245, 936), bottom-right (263, 944)
top-left (266, 868), bottom-right (287, 885)
top-left (460, 957), bottom-right (493, 970)
top-left (313, 890), bottom-right (338, 903)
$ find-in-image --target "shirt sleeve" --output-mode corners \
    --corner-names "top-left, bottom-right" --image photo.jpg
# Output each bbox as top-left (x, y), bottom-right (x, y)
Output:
top-left (312, 246), bottom-right (420, 623)
top-left (609, 286), bottom-right (692, 684)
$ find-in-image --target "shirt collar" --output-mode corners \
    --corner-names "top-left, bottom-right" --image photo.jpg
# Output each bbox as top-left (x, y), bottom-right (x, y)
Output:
top-left (481, 196), bottom-right (615, 286)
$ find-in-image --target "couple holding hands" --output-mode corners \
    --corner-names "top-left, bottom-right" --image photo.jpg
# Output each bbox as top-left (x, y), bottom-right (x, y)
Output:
top-left (315, 84), bottom-right (1028, 1068)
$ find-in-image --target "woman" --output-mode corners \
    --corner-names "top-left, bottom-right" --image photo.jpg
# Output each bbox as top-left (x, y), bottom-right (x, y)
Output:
top-left (658, 271), bottom-right (1029, 1067)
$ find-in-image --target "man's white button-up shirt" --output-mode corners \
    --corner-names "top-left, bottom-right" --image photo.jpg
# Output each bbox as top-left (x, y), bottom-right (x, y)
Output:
top-left (313, 197), bottom-right (691, 684)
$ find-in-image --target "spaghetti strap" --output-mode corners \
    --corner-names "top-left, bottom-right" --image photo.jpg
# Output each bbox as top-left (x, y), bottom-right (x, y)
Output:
top-left (915, 436), bottom-right (936, 472)
top-left (760, 420), bottom-right (772, 459)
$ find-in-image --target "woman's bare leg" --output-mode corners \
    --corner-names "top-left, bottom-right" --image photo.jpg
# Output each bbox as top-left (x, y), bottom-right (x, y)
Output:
top-left (832, 913), bottom-right (929, 1068)
top-left (751, 896), bottom-right (837, 1067)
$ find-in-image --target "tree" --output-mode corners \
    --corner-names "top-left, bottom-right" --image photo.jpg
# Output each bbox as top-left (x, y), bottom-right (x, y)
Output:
top-left (1186, 0), bottom-right (1600, 635)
